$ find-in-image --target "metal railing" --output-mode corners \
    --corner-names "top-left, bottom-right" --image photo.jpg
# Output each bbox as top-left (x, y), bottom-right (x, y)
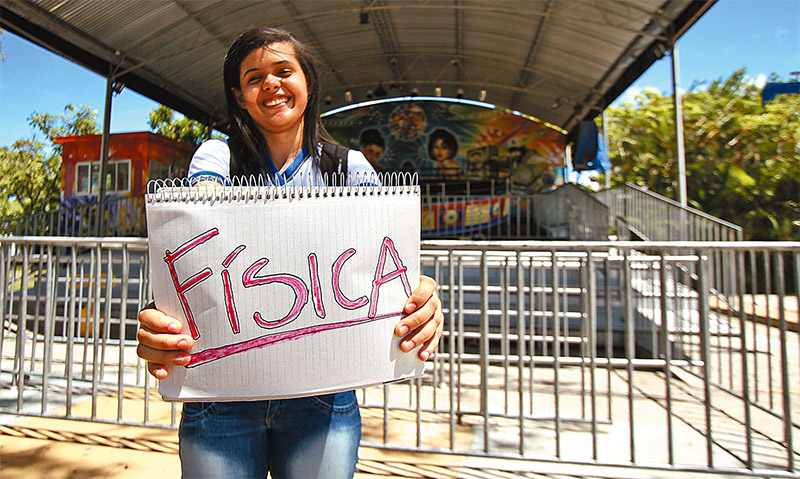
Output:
top-left (2, 185), bottom-right (610, 241)
top-left (422, 183), bottom-right (611, 240)
top-left (595, 183), bottom-right (743, 242)
top-left (1, 236), bottom-right (798, 476)
top-left (0, 196), bottom-right (146, 238)
top-left (0, 183), bottom-right (742, 245)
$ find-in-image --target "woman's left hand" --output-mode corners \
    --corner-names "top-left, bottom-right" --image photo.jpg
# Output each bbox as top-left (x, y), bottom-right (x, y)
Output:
top-left (395, 275), bottom-right (443, 361)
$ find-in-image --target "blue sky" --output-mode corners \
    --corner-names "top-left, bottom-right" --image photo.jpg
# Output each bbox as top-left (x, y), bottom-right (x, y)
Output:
top-left (613, 0), bottom-right (800, 106)
top-left (1, 0), bottom-right (798, 149)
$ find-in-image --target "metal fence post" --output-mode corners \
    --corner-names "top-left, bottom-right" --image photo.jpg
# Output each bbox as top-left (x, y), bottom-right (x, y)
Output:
top-left (448, 249), bottom-right (456, 450)
top-left (774, 252), bottom-right (795, 473)
top-left (737, 250), bottom-right (754, 469)
top-left (480, 249), bottom-right (490, 452)
top-left (517, 249), bottom-right (526, 455)
top-left (551, 249), bottom-right (561, 459)
top-left (660, 253), bottom-right (674, 465)
top-left (587, 249), bottom-right (598, 461)
top-left (697, 250), bottom-right (714, 468)
top-left (623, 247), bottom-right (635, 463)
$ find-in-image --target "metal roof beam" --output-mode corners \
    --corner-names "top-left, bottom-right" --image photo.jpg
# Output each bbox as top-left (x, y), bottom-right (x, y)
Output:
top-left (281, 0), bottom-right (348, 87)
top-left (454, 0), bottom-right (463, 83)
top-left (366, 0), bottom-right (405, 83)
top-left (510, 0), bottom-right (554, 108)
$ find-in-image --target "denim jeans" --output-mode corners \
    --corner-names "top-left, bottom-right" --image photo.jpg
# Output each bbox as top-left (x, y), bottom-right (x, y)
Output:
top-left (178, 390), bottom-right (361, 478)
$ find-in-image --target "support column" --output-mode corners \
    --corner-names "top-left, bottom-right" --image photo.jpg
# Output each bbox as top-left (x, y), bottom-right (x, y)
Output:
top-left (95, 76), bottom-right (114, 237)
top-left (670, 39), bottom-right (688, 207)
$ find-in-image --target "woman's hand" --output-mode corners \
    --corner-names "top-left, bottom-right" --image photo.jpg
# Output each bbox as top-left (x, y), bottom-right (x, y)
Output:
top-left (394, 275), bottom-right (443, 361)
top-left (137, 305), bottom-right (195, 379)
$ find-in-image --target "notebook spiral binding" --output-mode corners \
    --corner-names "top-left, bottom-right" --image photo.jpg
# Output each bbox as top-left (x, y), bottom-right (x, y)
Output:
top-left (146, 172), bottom-right (419, 203)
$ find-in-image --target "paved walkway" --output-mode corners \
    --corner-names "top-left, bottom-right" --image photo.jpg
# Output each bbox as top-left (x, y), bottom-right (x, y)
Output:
top-left (0, 415), bottom-right (780, 479)
top-left (2, 371), bottom-right (794, 479)
top-left (709, 295), bottom-right (799, 332)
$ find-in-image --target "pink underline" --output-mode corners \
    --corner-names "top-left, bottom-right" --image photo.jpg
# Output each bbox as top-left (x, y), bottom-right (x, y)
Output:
top-left (186, 311), bottom-right (406, 367)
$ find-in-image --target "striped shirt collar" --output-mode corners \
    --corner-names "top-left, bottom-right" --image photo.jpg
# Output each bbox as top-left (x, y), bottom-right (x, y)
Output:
top-left (265, 146), bottom-right (309, 185)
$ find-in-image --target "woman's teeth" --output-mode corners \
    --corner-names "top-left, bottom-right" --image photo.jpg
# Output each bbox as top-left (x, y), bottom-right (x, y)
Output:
top-left (265, 97), bottom-right (288, 107)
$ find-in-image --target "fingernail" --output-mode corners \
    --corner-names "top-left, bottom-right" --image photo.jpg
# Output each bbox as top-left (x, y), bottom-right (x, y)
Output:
top-left (420, 351), bottom-right (430, 361)
top-left (398, 325), bottom-right (409, 336)
top-left (175, 354), bottom-right (191, 366)
top-left (405, 302), bottom-right (417, 313)
top-left (177, 339), bottom-right (188, 349)
top-left (155, 368), bottom-right (168, 380)
top-left (402, 339), bottom-right (415, 351)
top-left (168, 322), bottom-right (181, 333)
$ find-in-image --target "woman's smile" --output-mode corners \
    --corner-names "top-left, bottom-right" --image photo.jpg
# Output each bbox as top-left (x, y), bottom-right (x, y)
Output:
top-left (264, 95), bottom-right (290, 108)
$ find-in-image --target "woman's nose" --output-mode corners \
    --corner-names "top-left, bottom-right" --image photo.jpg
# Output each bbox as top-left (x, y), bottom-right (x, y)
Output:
top-left (262, 76), bottom-right (279, 91)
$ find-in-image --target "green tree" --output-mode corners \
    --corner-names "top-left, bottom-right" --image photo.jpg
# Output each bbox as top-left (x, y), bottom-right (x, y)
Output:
top-left (0, 105), bottom-right (99, 218)
top-left (604, 69), bottom-right (800, 241)
top-left (148, 105), bottom-right (214, 146)
top-left (0, 28), bottom-right (6, 62)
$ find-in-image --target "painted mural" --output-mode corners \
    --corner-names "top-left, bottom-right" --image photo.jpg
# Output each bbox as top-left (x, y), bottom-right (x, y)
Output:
top-left (422, 196), bottom-right (509, 237)
top-left (322, 98), bottom-right (567, 193)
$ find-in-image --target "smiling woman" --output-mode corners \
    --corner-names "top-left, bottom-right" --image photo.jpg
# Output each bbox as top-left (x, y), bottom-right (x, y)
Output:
top-left (232, 42), bottom-right (309, 166)
top-left (135, 26), bottom-right (444, 479)
top-left (219, 27), bottom-right (333, 181)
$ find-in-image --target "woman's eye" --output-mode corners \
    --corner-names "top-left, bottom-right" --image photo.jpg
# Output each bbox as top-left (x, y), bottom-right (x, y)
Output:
top-left (246, 75), bottom-right (262, 85)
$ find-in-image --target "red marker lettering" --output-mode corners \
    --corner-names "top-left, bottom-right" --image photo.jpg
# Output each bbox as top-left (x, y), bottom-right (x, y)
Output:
top-left (163, 228), bottom-right (219, 339)
top-left (308, 253), bottom-right (326, 319)
top-left (369, 237), bottom-right (412, 318)
top-left (242, 258), bottom-right (308, 329)
top-left (331, 248), bottom-right (369, 310)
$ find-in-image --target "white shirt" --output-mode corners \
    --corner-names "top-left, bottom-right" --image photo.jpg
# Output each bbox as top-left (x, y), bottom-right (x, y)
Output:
top-left (188, 139), bottom-right (377, 186)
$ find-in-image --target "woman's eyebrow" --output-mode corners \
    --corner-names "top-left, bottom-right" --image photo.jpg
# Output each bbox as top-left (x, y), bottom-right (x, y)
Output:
top-left (242, 60), bottom-right (293, 77)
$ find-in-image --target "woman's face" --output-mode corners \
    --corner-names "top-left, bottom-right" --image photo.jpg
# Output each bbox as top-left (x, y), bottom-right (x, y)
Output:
top-left (432, 138), bottom-right (452, 162)
top-left (233, 41), bottom-right (309, 140)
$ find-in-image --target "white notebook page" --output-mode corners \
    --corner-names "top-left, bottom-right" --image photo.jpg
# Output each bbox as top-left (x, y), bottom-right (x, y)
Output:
top-left (145, 180), bottom-right (423, 401)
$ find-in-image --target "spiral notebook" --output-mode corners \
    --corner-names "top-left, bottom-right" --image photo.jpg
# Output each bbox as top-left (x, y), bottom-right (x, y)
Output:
top-left (145, 174), bottom-right (423, 401)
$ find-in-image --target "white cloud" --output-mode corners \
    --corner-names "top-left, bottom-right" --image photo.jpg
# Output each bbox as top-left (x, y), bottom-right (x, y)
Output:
top-left (752, 73), bottom-right (768, 89)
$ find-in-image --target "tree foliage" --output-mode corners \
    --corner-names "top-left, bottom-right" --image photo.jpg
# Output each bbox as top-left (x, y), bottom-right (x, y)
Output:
top-left (0, 28), bottom-right (6, 62)
top-left (604, 69), bottom-right (800, 241)
top-left (148, 105), bottom-right (213, 146)
top-left (0, 105), bottom-right (99, 219)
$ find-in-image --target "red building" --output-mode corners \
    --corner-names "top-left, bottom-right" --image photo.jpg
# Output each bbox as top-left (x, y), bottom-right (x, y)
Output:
top-left (55, 131), bottom-right (196, 205)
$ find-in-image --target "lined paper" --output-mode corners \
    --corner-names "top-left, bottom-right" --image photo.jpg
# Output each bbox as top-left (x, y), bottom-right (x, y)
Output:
top-left (145, 183), bottom-right (423, 401)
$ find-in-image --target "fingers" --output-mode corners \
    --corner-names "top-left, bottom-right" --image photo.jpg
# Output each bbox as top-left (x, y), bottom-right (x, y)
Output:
top-left (138, 342), bottom-right (192, 377)
top-left (417, 318), bottom-right (444, 361)
top-left (396, 275), bottom-right (444, 361)
top-left (137, 306), bottom-right (194, 380)
top-left (147, 361), bottom-right (170, 380)
top-left (137, 323), bottom-right (194, 352)
top-left (396, 275), bottom-right (436, 336)
top-left (399, 307), bottom-right (443, 361)
top-left (138, 307), bottom-right (184, 334)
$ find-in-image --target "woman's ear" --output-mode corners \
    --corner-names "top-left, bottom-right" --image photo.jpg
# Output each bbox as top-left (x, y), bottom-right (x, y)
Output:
top-left (232, 88), bottom-right (246, 109)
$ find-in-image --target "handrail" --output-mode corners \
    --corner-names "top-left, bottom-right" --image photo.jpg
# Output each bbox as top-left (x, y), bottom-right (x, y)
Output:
top-left (623, 182), bottom-right (742, 231)
top-left (594, 183), bottom-right (743, 242)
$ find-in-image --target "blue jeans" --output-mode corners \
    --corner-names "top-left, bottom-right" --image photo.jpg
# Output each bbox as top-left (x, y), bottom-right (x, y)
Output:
top-left (178, 391), bottom-right (361, 478)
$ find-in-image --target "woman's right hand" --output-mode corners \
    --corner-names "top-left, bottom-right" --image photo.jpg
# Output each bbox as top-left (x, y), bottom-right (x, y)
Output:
top-left (137, 305), bottom-right (195, 379)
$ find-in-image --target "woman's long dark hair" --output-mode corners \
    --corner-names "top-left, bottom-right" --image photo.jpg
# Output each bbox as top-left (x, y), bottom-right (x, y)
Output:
top-left (427, 128), bottom-right (458, 160)
top-left (223, 26), bottom-right (336, 176)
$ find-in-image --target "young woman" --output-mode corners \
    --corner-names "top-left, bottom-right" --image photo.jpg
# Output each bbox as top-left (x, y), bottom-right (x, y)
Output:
top-left (136, 27), bottom-right (443, 478)
top-left (427, 128), bottom-right (461, 178)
